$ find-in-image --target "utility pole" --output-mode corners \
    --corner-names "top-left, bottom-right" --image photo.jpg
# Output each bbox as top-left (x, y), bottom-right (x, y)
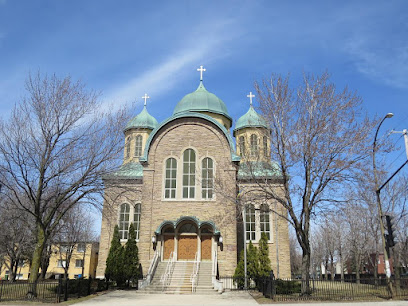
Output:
top-left (372, 113), bottom-right (394, 297)
top-left (391, 129), bottom-right (408, 159)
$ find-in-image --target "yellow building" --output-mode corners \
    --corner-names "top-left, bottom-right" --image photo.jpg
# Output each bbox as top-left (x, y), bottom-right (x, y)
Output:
top-left (0, 242), bottom-right (99, 280)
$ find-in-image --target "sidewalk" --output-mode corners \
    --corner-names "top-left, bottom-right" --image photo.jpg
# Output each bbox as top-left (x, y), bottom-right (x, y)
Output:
top-left (73, 290), bottom-right (408, 306)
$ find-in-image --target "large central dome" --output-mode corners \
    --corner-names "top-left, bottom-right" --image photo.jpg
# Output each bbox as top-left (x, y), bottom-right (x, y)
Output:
top-left (173, 81), bottom-right (232, 123)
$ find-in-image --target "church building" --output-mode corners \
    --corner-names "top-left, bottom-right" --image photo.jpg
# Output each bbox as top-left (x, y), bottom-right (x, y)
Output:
top-left (96, 67), bottom-right (291, 284)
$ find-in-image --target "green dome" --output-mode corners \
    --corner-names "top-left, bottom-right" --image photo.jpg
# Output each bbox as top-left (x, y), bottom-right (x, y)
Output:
top-left (124, 106), bottom-right (158, 132)
top-left (233, 105), bottom-right (268, 135)
top-left (173, 81), bottom-right (232, 121)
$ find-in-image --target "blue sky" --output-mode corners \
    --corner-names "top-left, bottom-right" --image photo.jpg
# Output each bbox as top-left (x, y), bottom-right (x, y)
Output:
top-left (1, 1), bottom-right (407, 233)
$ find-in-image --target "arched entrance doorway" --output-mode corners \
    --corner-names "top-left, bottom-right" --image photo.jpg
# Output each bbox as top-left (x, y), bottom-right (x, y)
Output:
top-left (157, 217), bottom-right (219, 262)
top-left (177, 223), bottom-right (198, 260)
top-left (162, 225), bottom-right (175, 260)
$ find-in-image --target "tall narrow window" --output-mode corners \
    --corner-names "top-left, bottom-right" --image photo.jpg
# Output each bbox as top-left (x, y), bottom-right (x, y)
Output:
top-left (183, 149), bottom-right (196, 198)
top-left (119, 203), bottom-right (130, 239)
top-left (260, 204), bottom-right (271, 240)
top-left (246, 204), bottom-right (256, 241)
top-left (250, 134), bottom-right (258, 157)
top-left (263, 136), bottom-right (268, 158)
top-left (134, 203), bottom-right (141, 240)
top-left (165, 158), bottom-right (177, 199)
top-left (134, 135), bottom-right (143, 157)
top-left (239, 136), bottom-right (245, 157)
top-left (125, 137), bottom-right (131, 158)
top-left (202, 158), bottom-right (214, 199)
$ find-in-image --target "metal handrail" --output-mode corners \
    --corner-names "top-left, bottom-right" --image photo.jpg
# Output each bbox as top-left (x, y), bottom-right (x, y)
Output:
top-left (140, 250), bottom-right (160, 289)
top-left (190, 252), bottom-right (200, 292)
top-left (212, 250), bottom-right (217, 286)
top-left (160, 251), bottom-right (175, 291)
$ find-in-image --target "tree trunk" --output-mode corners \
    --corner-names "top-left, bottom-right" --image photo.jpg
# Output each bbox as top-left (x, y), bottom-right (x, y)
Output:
top-left (355, 254), bottom-right (361, 284)
top-left (301, 250), bottom-right (311, 294)
top-left (40, 255), bottom-right (50, 280)
top-left (28, 224), bottom-right (47, 297)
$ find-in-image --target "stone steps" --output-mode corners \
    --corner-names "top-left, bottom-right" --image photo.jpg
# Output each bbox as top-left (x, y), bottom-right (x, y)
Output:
top-left (141, 261), bottom-right (218, 294)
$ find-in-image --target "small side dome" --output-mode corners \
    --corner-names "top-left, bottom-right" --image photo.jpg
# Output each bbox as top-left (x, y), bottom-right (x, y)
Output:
top-left (124, 106), bottom-right (158, 132)
top-left (233, 105), bottom-right (268, 136)
top-left (173, 81), bottom-right (232, 122)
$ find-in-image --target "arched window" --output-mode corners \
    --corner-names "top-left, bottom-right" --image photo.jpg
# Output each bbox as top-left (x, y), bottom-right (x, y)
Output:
top-left (202, 158), bottom-right (214, 199)
top-left (119, 203), bottom-right (130, 239)
top-left (239, 136), bottom-right (245, 157)
top-left (165, 158), bottom-right (177, 199)
top-left (183, 149), bottom-right (196, 198)
top-left (134, 203), bottom-right (141, 240)
top-left (134, 135), bottom-right (143, 157)
top-left (250, 134), bottom-right (258, 157)
top-left (263, 136), bottom-right (268, 158)
top-left (246, 204), bottom-right (256, 241)
top-left (179, 223), bottom-right (197, 234)
top-left (260, 204), bottom-right (270, 240)
top-left (125, 137), bottom-right (131, 158)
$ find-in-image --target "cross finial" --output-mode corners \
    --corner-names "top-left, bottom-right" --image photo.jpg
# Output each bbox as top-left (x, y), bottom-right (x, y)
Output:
top-left (197, 65), bottom-right (206, 81)
top-left (142, 93), bottom-right (150, 106)
top-left (247, 92), bottom-right (255, 106)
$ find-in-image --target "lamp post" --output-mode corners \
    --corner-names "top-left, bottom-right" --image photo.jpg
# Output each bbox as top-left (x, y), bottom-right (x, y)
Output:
top-left (372, 112), bottom-right (393, 296)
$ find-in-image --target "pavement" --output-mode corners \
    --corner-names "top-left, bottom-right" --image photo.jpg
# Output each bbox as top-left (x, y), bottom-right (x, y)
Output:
top-left (75, 290), bottom-right (258, 305)
top-left (73, 290), bottom-right (408, 306)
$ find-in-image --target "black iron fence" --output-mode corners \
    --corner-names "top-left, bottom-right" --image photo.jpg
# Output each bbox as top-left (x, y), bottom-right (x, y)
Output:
top-left (0, 280), bottom-right (60, 303)
top-left (219, 276), bottom-right (408, 301)
top-left (0, 278), bottom-right (109, 303)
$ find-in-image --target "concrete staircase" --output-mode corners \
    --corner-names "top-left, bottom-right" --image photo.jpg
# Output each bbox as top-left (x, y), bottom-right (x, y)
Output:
top-left (141, 261), bottom-right (217, 294)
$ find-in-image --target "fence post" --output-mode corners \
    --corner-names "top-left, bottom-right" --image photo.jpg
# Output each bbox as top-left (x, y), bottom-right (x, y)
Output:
top-left (57, 278), bottom-right (62, 303)
top-left (87, 278), bottom-right (91, 296)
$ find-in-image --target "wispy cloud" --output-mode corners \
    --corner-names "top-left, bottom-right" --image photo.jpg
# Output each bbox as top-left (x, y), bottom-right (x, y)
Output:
top-left (344, 38), bottom-right (408, 89)
top-left (102, 18), bottom-right (240, 109)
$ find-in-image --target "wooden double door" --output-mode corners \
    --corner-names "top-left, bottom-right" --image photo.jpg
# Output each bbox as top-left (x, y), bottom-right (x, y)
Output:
top-left (178, 235), bottom-right (197, 260)
top-left (163, 235), bottom-right (212, 260)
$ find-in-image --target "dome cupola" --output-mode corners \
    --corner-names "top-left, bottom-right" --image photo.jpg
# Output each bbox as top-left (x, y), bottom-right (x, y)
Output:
top-left (233, 102), bottom-right (268, 136)
top-left (173, 66), bottom-right (232, 129)
top-left (124, 103), bottom-right (158, 132)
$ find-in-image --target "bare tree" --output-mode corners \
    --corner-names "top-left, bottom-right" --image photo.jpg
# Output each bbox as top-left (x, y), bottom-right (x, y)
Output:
top-left (0, 196), bottom-right (35, 282)
top-left (289, 231), bottom-right (302, 278)
top-left (54, 205), bottom-right (95, 280)
top-left (0, 72), bottom-right (129, 285)
top-left (254, 72), bottom-right (375, 290)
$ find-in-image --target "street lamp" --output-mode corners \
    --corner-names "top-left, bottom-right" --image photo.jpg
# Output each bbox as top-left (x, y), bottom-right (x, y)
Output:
top-left (372, 112), bottom-right (393, 296)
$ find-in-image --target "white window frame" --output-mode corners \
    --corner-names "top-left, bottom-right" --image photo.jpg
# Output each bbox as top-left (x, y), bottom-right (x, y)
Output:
top-left (246, 204), bottom-right (256, 241)
top-left (239, 136), bottom-right (246, 157)
top-left (260, 204), bottom-right (271, 240)
top-left (119, 203), bottom-right (130, 240)
top-left (250, 134), bottom-right (258, 158)
top-left (125, 136), bottom-right (131, 158)
top-left (77, 243), bottom-right (86, 253)
top-left (134, 203), bottom-right (141, 240)
top-left (118, 202), bottom-right (141, 242)
top-left (201, 157), bottom-right (214, 199)
top-left (75, 259), bottom-right (84, 268)
top-left (182, 149), bottom-right (196, 199)
top-left (263, 136), bottom-right (268, 158)
top-left (57, 260), bottom-right (67, 268)
top-left (164, 158), bottom-right (177, 199)
top-left (134, 135), bottom-right (143, 157)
